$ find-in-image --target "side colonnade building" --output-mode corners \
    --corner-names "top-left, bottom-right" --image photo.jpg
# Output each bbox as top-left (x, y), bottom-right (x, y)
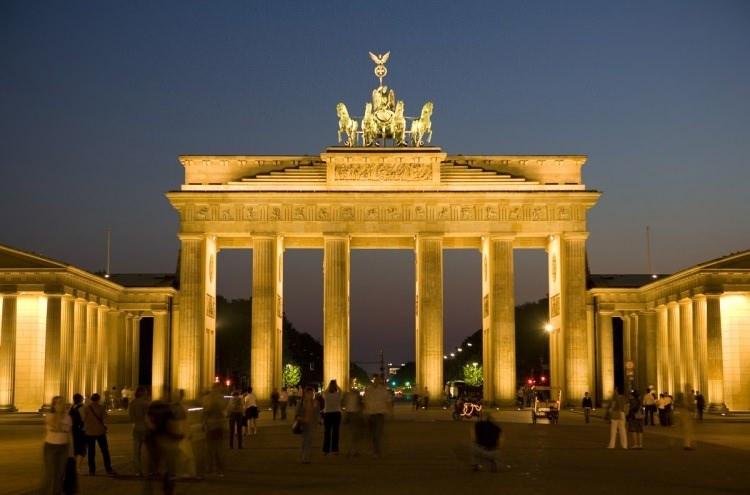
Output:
top-left (0, 245), bottom-right (176, 412)
top-left (589, 251), bottom-right (750, 412)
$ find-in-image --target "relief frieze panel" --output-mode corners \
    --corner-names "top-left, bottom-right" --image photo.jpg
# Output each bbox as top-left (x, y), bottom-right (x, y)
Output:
top-left (332, 162), bottom-right (434, 182)
top-left (183, 202), bottom-right (586, 224)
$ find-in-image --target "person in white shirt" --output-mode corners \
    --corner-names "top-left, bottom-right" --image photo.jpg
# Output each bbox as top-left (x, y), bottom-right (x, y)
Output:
top-left (243, 387), bottom-right (259, 435)
top-left (642, 387), bottom-right (657, 426)
top-left (41, 396), bottom-right (72, 494)
top-left (321, 380), bottom-right (342, 454)
top-left (363, 376), bottom-right (393, 457)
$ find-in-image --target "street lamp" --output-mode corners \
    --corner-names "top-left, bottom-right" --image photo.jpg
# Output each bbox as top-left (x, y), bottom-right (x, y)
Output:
top-left (544, 323), bottom-right (554, 333)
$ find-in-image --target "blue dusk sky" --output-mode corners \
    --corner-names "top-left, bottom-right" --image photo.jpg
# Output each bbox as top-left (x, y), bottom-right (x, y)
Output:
top-left (1, 1), bottom-right (748, 366)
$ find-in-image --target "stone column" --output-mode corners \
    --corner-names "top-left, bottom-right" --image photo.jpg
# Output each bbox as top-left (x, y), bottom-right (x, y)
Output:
top-left (59, 295), bottom-right (75, 402)
top-left (679, 298), bottom-right (695, 392)
top-left (666, 301), bottom-right (681, 394)
top-left (586, 304), bottom-right (596, 398)
top-left (106, 310), bottom-right (122, 393)
top-left (323, 236), bottom-right (350, 391)
top-left (656, 305), bottom-right (669, 394)
top-left (481, 235), bottom-right (515, 404)
top-left (131, 316), bottom-right (141, 388)
top-left (72, 298), bottom-right (87, 396)
top-left (641, 311), bottom-right (657, 391)
top-left (84, 302), bottom-right (98, 396)
top-left (251, 236), bottom-right (283, 401)
top-left (415, 236), bottom-right (443, 403)
top-left (43, 295), bottom-right (63, 407)
top-left (704, 293), bottom-right (725, 408)
top-left (176, 234), bottom-right (216, 400)
top-left (597, 310), bottom-right (614, 401)
top-left (558, 233), bottom-right (590, 403)
top-left (0, 295), bottom-right (17, 410)
top-left (151, 311), bottom-right (169, 399)
top-left (97, 305), bottom-right (109, 395)
top-left (123, 313), bottom-right (134, 388)
top-left (692, 296), bottom-right (709, 399)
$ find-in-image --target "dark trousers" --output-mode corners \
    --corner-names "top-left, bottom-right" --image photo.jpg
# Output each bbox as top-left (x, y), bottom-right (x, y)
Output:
top-left (86, 434), bottom-right (112, 474)
top-left (272, 402), bottom-right (279, 420)
top-left (229, 413), bottom-right (243, 448)
top-left (280, 402), bottom-right (288, 420)
top-left (645, 405), bottom-right (656, 425)
top-left (322, 412), bottom-right (342, 453)
top-left (697, 407), bottom-right (704, 420)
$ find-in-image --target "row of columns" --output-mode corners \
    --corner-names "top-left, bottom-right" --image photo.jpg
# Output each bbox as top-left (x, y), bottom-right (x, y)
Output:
top-left (0, 291), bottom-right (169, 411)
top-left (178, 232), bottom-right (590, 405)
top-left (595, 292), bottom-right (723, 408)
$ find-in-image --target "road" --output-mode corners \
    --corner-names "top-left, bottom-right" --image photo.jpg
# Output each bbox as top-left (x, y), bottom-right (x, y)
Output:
top-left (2, 405), bottom-right (749, 495)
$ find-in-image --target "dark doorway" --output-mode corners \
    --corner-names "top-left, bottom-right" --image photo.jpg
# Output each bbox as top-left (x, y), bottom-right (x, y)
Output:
top-left (138, 317), bottom-right (154, 387)
top-left (613, 317), bottom-right (624, 393)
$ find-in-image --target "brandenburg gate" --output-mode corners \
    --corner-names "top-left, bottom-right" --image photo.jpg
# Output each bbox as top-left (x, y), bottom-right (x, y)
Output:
top-left (166, 53), bottom-right (601, 404)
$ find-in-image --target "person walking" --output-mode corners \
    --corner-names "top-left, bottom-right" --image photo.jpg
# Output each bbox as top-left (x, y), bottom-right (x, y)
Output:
top-left (321, 380), bottom-right (342, 455)
top-left (677, 387), bottom-right (696, 450)
top-left (279, 387), bottom-right (289, 420)
top-left (144, 400), bottom-right (182, 495)
top-left (227, 391), bottom-right (244, 449)
top-left (607, 388), bottom-right (628, 449)
top-left (295, 386), bottom-right (320, 464)
top-left (202, 386), bottom-right (226, 476)
top-left (627, 390), bottom-right (644, 449)
top-left (342, 388), bottom-right (364, 457)
top-left (470, 412), bottom-right (502, 472)
top-left (41, 396), bottom-right (72, 494)
top-left (68, 393), bottom-right (87, 474)
top-left (172, 389), bottom-right (196, 479)
top-left (128, 386), bottom-right (150, 476)
top-left (657, 393), bottom-right (667, 426)
top-left (642, 387), bottom-right (657, 426)
top-left (695, 391), bottom-right (705, 421)
top-left (82, 393), bottom-right (115, 475)
top-left (364, 376), bottom-right (393, 458)
top-left (581, 392), bottom-right (593, 423)
top-left (271, 388), bottom-right (280, 420)
top-left (243, 387), bottom-right (259, 435)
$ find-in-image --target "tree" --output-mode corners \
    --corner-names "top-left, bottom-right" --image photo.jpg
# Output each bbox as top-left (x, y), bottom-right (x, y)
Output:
top-left (463, 363), bottom-right (483, 386)
top-left (283, 363), bottom-right (302, 387)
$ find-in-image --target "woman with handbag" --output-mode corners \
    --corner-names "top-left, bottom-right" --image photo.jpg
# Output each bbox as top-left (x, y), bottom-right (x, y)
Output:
top-left (294, 386), bottom-right (320, 464)
top-left (627, 390), bottom-right (644, 449)
top-left (40, 396), bottom-right (72, 494)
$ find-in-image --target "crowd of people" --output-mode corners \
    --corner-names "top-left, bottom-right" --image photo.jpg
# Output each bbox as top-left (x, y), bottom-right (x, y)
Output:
top-left (589, 385), bottom-right (705, 451)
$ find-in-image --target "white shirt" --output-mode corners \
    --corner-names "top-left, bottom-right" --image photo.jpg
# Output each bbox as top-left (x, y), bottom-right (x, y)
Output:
top-left (45, 413), bottom-right (72, 445)
top-left (322, 390), bottom-right (342, 413)
top-left (243, 393), bottom-right (257, 408)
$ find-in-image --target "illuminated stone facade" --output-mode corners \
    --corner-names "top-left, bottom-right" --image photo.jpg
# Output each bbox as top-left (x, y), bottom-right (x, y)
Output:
top-left (167, 148), bottom-right (600, 404)
top-left (0, 245), bottom-right (176, 412)
top-left (589, 251), bottom-right (750, 411)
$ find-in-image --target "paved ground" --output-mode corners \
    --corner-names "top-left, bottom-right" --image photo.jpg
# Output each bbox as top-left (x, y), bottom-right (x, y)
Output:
top-left (3, 405), bottom-right (750, 495)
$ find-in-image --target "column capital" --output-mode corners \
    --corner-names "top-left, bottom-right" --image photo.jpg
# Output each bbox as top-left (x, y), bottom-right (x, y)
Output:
top-left (561, 231), bottom-right (590, 241)
top-left (322, 233), bottom-right (350, 240)
top-left (415, 233), bottom-right (444, 240)
top-left (177, 233), bottom-right (205, 241)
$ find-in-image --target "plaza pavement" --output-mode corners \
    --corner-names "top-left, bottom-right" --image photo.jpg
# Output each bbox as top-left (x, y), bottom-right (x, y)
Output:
top-left (2, 404), bottom-right (749, 495)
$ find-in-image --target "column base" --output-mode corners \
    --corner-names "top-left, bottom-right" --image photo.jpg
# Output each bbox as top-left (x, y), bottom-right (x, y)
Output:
top-left (0, 405), bottom-right (17, 413)
top-left (708, 403), bottom-right (729, 414)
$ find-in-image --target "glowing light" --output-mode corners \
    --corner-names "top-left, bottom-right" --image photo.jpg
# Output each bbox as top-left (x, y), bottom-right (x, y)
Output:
top-left (457, 348), bottom-right (463, 352)
top-left (450, 353), bottom-right (455, 357)
top-left (443, 355), bottom-right (448, 359)
top-left (651, 274), bottom-right (658, 279)
top-left (544, 323), bottom-right (554, 333)
top-left (214, 376), bottom-right (220, 383)
top-left (472, 362), bottom-right (478, 367)
top-left (225, 379), bottom-right (231, 387)
top-left (466, 342), bottom-right (472, 347)
top-left (541, 376), bottom-right (547, 382)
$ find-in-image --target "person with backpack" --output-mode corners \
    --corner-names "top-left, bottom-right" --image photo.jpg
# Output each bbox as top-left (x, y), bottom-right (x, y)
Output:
top-left (82, 393), bottom-right (115, 475)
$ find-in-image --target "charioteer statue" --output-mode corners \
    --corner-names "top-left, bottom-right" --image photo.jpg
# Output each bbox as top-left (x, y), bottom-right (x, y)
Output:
top-left (336, 51), bottom-right (433, 148)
